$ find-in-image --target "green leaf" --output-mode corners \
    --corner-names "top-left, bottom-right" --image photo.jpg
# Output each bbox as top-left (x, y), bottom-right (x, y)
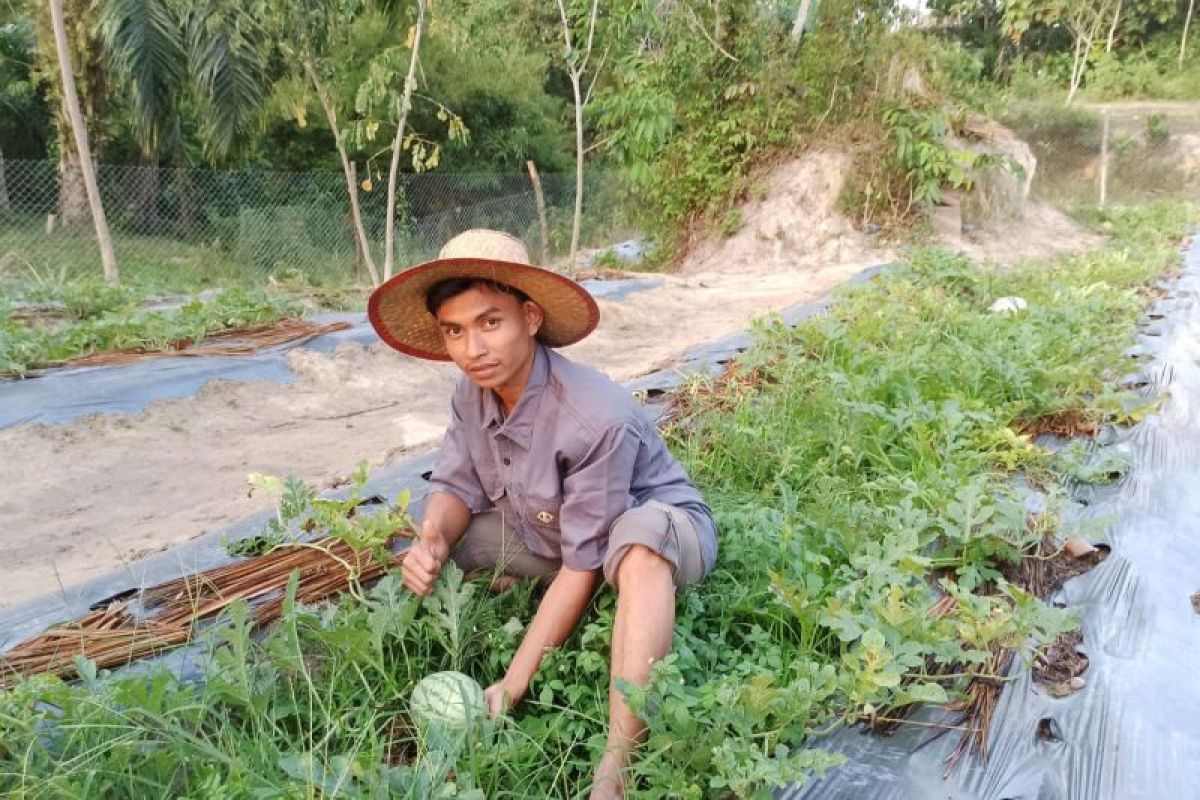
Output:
top-left (861, 628), bottom-right (886, 651)
top-left (905, 681), bottom-right (950, 704)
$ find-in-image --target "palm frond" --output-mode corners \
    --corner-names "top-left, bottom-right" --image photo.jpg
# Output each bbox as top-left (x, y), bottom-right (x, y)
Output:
top-left (96, 0), bottom-right (185, 152)
top-left (185, 0), bottom-right (269, 160)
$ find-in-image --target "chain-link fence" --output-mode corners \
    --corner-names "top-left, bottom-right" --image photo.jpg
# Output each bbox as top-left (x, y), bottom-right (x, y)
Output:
top-left (1001, 102), bottom-right (1200, 210)
top-left (0, 159), bottom-right (637, 293)
top-left (6, 106), bottom-right (1199, 297)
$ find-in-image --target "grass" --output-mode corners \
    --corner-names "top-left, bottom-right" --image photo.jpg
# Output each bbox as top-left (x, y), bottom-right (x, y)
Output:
top-left (0, 201), bottom-right (1194, 798)
top-left (1004, 36), bottom-right (1200, 105)
top-left (0, 213), bottom-right (359, 294)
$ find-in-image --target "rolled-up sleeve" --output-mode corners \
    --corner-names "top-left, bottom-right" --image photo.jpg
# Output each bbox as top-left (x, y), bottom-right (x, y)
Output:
top-left (428, 394), bottom-right (490, 512)
top-left (559, 423), bottom-right (640, 571)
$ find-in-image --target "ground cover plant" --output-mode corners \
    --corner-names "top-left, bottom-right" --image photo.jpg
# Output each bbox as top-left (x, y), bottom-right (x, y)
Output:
top-left (0, 201), bottom-right (1192, 798)
top-left (0, 285), bottom-right (305, 377)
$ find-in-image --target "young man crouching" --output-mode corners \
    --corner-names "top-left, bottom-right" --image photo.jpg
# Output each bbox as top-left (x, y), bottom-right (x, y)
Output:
top-left (368, 229), bottom-right (718, 798)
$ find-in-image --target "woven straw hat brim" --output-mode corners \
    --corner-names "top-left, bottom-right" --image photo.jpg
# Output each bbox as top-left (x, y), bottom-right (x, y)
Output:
top-left (368, 257), bottom-right (600, 361)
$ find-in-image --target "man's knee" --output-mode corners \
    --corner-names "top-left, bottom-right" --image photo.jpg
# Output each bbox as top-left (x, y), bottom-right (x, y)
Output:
top-left (614, 544), bottom-right (671, 585)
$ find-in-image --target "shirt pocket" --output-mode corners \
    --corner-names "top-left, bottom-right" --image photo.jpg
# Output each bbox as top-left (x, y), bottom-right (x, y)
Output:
top-left (522, 493), bottom-right (563, 534)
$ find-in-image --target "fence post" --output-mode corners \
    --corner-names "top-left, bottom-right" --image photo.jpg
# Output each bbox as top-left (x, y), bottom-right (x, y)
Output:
top-left (526, 160), bottom-right (550, 263)
top-left (50, 0), bottom-right (119, 284)
top-left (0, 147), bottom-right (10, 215)
top-left (1099, 109), bottom-right (1110, 208)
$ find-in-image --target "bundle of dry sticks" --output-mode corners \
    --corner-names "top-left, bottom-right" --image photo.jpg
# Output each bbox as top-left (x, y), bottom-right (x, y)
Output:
top-left (0, 534), bottom-right (407, 689)
top-left (54, 318), bottom-right (352, 369)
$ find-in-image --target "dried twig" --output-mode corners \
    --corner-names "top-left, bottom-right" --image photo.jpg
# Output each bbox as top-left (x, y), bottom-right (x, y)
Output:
top-left (0, 534), bottom-right (408, 688)
top-left (46, 318), bottom-right (351, 369)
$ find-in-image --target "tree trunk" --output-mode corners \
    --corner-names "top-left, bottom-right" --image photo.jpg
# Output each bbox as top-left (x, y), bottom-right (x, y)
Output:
top-left (569, 69), bottom-right (584, 273)
top-left (1106, 0), bottom-right (1121, 52)
top-left (791, 0), bottom-right (815, 40)
top-left (351, 210), bottom-right (365, 283)
top-left (556, 0), bottom-right (598, 275)
top-left (306, 59), bottom-right (380, 287)
top-left (1066, 54), bottom-right (1082, 105)
top-left (526, 160), bottom-right (550, 263)
top-left (384, 0), bottom-right (426, 282)
top-left (50, 0), bottom-right (118, 283)
top-left (1066, 8), bottom-right (1110, 106)
top-left (0, 147), bottom-right (10, 215)
top-left (1182, 0), bottom-right (1196, 71)
top-left (57, 148), bottom-right (91, 225)
top-left (1066, 23), bottom-right (1091, 106)
top-left (37, 0), bottom-right (109, 228)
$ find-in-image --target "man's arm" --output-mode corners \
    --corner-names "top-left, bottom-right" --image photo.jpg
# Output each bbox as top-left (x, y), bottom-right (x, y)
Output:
top-left (483, 425), bottom-right (640, 713)
top-left (422, 490), bottom-right (473, 548)
top-left (486, 566), bottom-right (600, 715)
top-left (402, 490), bottom-right (472, 596)
top-left (407, 383), bottom-right (491, 596)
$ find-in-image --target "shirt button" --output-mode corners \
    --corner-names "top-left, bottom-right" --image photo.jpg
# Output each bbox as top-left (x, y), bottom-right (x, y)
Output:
top-left (503, 457), bottom-right (511, 466)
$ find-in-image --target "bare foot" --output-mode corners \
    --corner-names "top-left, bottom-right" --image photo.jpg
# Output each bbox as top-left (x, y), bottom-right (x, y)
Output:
top-left (589, 751), bottom-right (627, 800)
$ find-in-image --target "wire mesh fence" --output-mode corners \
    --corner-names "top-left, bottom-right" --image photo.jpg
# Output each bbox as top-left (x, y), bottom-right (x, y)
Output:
top-left (4, 106), bottom-right (1200, 296)
top-left (1003, 103), bottom-right (1200, 210)
top-left (0, 159), bottom-right (636, 293)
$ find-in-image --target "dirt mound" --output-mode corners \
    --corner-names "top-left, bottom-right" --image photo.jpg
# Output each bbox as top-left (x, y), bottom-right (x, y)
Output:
top-left (935, 116), bottom-right (1106, 264)
top-left (682, 152), bottom-right (891, 278)
top-left (678, 145), bottom-right (1101, 276)
top-left (931, 194), bottom-right (1105, 265)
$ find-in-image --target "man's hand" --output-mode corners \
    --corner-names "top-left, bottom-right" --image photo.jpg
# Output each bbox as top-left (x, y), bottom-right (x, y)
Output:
top-left (483, 677), bottom-right (526, 718)
top-left (402, 519), bottom-right (450, 596)
top-left (482, 568), bottom-right (598, 722)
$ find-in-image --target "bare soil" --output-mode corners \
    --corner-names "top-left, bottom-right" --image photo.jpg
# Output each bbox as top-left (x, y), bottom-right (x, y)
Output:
top-left (1033, 628), bottom-right (1090, 697)
top-left (929, 194), bottom-right (1105, 265)
top-left (0, 150), bottom-right (1102, 610)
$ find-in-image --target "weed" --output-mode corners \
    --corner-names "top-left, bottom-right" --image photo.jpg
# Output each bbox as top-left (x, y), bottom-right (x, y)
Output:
top-left (227, 462), bottom-right (410, 570)
top-left (1146, 113), bottom-right (1171, 147)
top-left (719, 209), bottom-right (743, 238)
top-left (590, 249), bottom-right (623, 270)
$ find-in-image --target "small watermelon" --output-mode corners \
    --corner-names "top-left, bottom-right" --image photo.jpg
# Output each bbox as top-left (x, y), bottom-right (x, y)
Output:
top-left (409, 670), bottom-right (486, 731)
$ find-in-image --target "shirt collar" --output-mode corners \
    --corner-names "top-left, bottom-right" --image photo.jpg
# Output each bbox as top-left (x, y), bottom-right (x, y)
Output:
top-left (481, 344), bottom-right (549, 450)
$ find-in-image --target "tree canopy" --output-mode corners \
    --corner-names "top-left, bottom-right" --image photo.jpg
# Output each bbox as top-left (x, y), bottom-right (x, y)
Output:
top-left (3, 0), bottom-right (1198, 245)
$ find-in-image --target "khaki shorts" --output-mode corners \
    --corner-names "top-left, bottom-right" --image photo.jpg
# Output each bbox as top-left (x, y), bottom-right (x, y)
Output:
top-left (451, 500), bottom-right (706, 590)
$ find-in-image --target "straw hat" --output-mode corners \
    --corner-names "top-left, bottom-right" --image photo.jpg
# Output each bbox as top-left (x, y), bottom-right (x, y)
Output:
top-left (368, 229), bottom-right (600, 361)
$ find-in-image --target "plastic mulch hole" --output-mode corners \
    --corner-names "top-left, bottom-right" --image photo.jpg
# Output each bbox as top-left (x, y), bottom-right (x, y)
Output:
top-left (1035, 717), bottom-right (1064, 744)
top-left (87, 586), bottom-right (139, 611)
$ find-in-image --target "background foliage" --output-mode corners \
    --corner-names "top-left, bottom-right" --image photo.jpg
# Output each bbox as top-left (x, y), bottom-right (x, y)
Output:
top-left (4, 0), bottom-right (1196, 256)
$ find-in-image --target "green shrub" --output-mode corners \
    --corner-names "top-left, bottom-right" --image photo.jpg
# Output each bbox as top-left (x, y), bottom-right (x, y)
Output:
top-left (596, 0), bottom-right (932, 258)
top-left (1087, 51), bottom-right (1162, 100)
top-left (1146, 112), bottom-right (1171, 146)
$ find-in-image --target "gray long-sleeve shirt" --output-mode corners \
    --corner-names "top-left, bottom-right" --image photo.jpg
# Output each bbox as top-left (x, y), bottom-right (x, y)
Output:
top-left (429, 344), bottom-right (717, 574)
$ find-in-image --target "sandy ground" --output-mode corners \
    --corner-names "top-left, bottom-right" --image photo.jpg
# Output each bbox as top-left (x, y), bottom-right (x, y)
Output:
top-left (0, 150), bottom-right (1100, 610)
